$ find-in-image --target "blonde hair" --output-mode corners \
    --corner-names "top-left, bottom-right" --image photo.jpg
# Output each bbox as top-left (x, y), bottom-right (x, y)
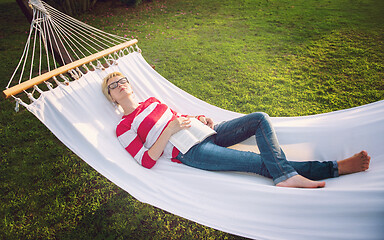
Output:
top-left (101, 72), bottom-right (125, 103)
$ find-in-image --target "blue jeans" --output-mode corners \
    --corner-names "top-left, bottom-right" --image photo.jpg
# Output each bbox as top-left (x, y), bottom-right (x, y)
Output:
top-left (176, 112), bottom-right (339, 184)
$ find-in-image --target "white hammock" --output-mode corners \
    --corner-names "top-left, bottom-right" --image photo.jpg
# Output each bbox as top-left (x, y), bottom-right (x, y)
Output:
top-left (5, 1), bottom-right (384, 240)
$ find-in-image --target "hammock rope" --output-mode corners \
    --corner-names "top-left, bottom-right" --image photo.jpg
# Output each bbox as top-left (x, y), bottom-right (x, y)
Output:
top-left (4, 0), bottom-right (139, 102)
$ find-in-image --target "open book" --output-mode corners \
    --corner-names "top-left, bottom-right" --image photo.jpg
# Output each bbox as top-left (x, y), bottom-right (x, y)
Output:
top-left (169, 118), bottom-right (217, 154)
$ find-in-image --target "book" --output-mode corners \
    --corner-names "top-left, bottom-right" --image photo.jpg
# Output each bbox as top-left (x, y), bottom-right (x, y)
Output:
top-left (169, 117), bottom-right (217, 154)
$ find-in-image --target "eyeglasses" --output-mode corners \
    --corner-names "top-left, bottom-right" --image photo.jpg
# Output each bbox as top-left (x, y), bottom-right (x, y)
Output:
top-left (107, 77), bottom-right (129, 91)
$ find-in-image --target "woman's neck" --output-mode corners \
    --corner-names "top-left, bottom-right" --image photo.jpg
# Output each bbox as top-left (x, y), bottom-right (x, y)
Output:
top-left (119, 96), bottom-right (139, 115)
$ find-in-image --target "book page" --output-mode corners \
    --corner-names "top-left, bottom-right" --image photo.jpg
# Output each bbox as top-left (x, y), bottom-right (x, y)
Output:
top-left (170, 118), bottom-right (216, 154)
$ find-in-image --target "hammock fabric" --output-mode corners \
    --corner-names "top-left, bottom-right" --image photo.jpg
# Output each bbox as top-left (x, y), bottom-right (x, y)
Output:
top-left (21, 52), bottom-right (384, 239)
top-left (5, 1), bottom-right (384, 239)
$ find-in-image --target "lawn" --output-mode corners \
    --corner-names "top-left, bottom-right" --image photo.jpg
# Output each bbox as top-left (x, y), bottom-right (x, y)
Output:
top-left (0, 0), bottom-right (383, 239)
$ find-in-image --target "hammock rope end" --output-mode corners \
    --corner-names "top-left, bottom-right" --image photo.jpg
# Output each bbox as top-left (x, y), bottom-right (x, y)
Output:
top-left (3, 39), bottom-right (139, 99)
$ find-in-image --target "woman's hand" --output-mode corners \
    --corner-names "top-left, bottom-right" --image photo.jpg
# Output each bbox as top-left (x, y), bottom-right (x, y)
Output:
top-left (197, 116), bottom-right (214, 129)
top-left (167, 117), bottom-right (191, 135)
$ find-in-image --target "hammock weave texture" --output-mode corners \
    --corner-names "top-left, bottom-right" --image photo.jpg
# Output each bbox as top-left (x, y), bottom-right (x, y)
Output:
top-left (23, 52), bottom-right (384, 240)
top-left (6, 1), bottom-right (384, 239)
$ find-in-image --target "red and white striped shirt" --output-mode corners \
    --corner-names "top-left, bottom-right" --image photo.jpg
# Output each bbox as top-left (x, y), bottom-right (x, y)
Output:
top-left (116, 97), bottom-right (181, 169)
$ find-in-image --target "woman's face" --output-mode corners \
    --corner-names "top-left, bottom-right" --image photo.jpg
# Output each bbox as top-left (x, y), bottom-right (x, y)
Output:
top-left (107, 75), bottom-right (133, 104)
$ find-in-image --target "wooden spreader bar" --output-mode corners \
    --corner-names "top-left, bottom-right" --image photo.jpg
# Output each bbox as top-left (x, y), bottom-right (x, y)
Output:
top-left (3, 39), bottom-right (138, 99)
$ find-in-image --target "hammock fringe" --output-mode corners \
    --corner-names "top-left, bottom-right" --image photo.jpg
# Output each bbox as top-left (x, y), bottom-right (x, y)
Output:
top-left (4, 0), bottom-right (137, 100)
top-left (3, 39), bottom-right (138, 99)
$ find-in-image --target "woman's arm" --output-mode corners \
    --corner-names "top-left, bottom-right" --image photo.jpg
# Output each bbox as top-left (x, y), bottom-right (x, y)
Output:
top-left (147, 117), bottom-right (191, 161)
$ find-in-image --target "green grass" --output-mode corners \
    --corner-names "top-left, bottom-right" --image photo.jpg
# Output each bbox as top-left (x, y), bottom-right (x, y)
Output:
top-left (1, 0), bottom-right (383, 239)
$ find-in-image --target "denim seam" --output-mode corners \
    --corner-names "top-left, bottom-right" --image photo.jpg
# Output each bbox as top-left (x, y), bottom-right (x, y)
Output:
top-left (259, 119), bottom-right (289, 181)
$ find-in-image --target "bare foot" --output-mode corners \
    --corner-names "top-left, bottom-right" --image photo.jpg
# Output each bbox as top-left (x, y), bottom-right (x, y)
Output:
top-left (276, 175), bottom-right (326, 188)
top-left (338, 150), bottom-right (371, 175)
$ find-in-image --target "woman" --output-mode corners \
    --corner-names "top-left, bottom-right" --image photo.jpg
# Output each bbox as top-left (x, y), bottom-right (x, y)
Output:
top-left (102, 72), bottom-right (371, 188)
